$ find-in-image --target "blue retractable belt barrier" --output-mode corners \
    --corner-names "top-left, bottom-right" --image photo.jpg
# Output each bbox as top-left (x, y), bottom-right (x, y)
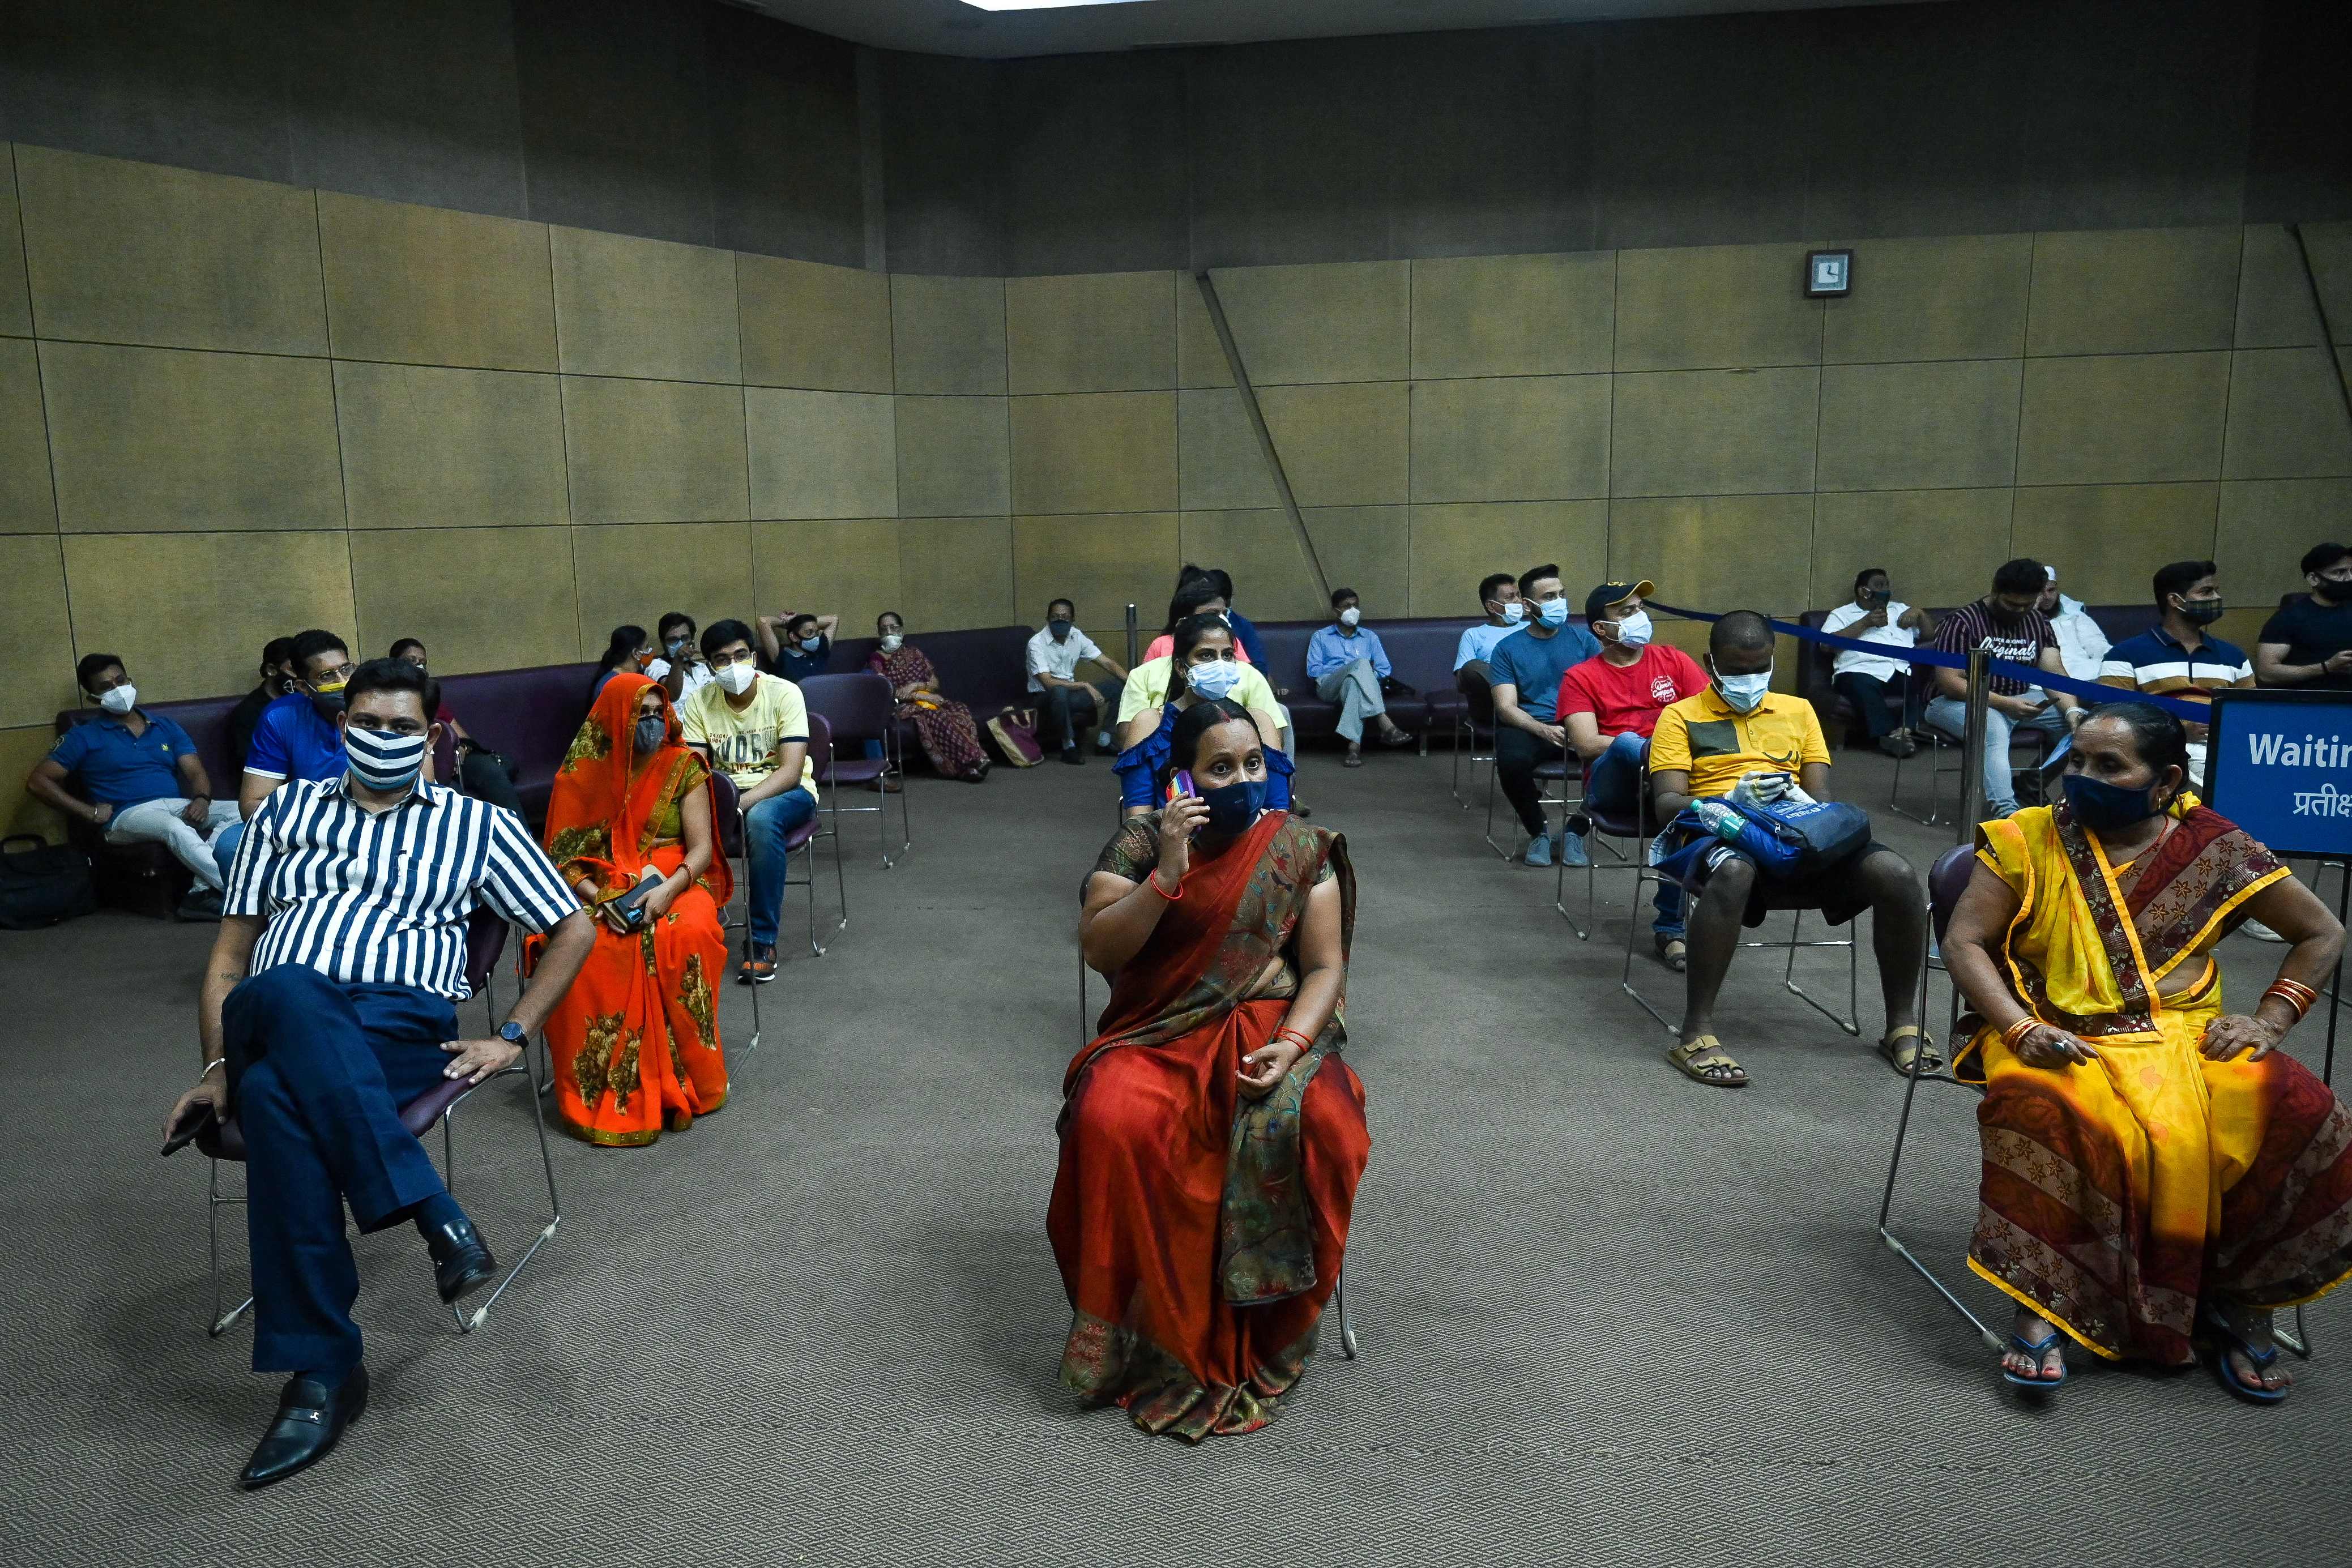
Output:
top-left (1646, 601), bottom-right (2206, 723)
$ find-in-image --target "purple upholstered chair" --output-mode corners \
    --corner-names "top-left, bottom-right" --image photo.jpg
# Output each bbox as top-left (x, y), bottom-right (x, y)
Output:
top-left (799, 673), bottom-right (911, 869)
top-left (200, 908), bottom-right (561, 1338)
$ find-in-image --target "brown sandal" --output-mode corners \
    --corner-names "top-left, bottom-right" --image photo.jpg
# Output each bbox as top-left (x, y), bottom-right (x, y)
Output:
top-left (1875, 1025), bottom-right (1942, 1076)
top-left (1668, 1035), bottom-right (1747, 1087)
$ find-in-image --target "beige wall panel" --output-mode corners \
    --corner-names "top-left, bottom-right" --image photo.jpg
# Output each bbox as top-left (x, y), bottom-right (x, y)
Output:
top-left (1410, 374), bottom-right (1610, 503)
top-left (2307, 223), bottom-right (2352, 344)
top-left (1006, 271), bottom-right (1176, 395)
top-left (1257, 382), bottom-right (1410, 509)
top-left (571, 521), bottom-right (752, 646)
top-left (2218, 478), bottom-right (2352, 601)
top-left (1808, 490), bottom-right (2016, 610)
top-left (349, 525), bottom-right (579, 672)
top-left (2025, 227), bottom-right (2242, 357)
top-left (0, 339), bottom-right (55, 532)
top-left (1615, 244), bottom-right (1822, 372)
top-left (1607, 494), bottom-right (1816, 614)
top-left (561, 377), bottom-right (748, 526)
top-left (752, 518), bottom-right (902, 636)
top-left (335, 362), bottom-right (566, 531)
top-left (1410, 251), bottom-right (1615, 379)
top-left (2222, 348), bottom-right (2352, 480)
top-left (14, 146), bottom-right (326, 356)
top-left (550, 227), bottom-right (739, 384)
top-left (317, 193), bottom-right (556, 371)
top-left (2235, 227), bottom-right (2326, 349)
top-left (891, 274), bottom-right (1008, 395)
top-left (745, 388), bottom-right (897, 521)
top-left (0, 149), bottom-right (28, 337)
top-left (737, 254), bottom-right (893, 393)
top-left (1009, 391), bottom-right (1177, 515)
top-left (895, 395), bottom-right (1010, 518)
top-left (1610, 367), bottom-right (1820, 498)
top-left (0, 725), bottom-right (67, 841)
top-left (0, 534), bottom-right (71, 726)
top-left (1820, 233), bottom-right (2031, 364)
top-left (900, 516), bottom-right (1016, 631)
top-left (41, 342), bottom-right (342, 532)
top-left (1209, 261), bottom-right (1408, 386)
top-left (63, 530), bottom-right (355, 703)
top-left (2015, 352), bottom-right (2230, 486)
top-left (1176, 277), bottom-right (1233, 388)
top-left (1177, 387), bottom-right (1279, 512)
top-left (1301, 506), bottom-right (1411, 621)
top-left (2010, 484), bottom-right (2219, 604)
top-left (1177, 506), bottom-right (1410, 625)
top-left (1816, 359), bottom-right (2022, 492)
top-left (1406, 500), bottom-right (1610, 617)
top-left (1013, 512), bottom-right (1178, 627)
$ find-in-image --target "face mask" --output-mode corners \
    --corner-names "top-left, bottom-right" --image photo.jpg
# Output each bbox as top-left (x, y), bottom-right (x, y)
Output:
top-left (97, 684), bottom-right (138, 715)
top-left (308, 678), bottom-right (348, 721)
top-left (2175, 595), bottom-right (2225, 626)
top-left (1186, 660), bottom-right (1241, 702)
top-left (715, 661), bottom-right (757, 697)
top-left (1198, 776), bottom-right (1267, 836)
top-left (1536, 599), bottom-right (1570, 628)
top-left (1613, 610), bottom-right (1654, 649)
top-left (879, 633), bottom-right (904, 654)
top-left (664, 637), bottom-right (689, 658)
top-left (798, 634), bottom-right (823, 653)
top-left (2314, 578), bottom-right (2351, 605)
top-left (2063, 771), bottom-right (2162, 832)
top-left (345, 725), bottom-right (427, 792)
top-left (1499, 601), bottom-right (1526, 624)
top-left (1049, 620), bottom-right (1072, 642)
top-left (1338, 606), bottom-right (1361, 628)
top-left (1712, 663), bottom-right (1772, 713)
top-left (634, 715), bottom-right (668, 755)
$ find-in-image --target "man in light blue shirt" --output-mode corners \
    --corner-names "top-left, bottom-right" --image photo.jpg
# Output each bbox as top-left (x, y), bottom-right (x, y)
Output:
top-left (1307, 587), bottom-right (1416, 764)
top-left (1454, 572), bottom-right (1527, 672)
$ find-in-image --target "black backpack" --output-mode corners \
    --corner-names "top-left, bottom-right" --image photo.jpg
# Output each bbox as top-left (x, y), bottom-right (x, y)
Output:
top-left (0, 835), bottom-right (98, 930)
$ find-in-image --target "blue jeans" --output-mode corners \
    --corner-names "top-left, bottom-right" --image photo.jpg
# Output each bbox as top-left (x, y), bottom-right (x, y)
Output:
top-left (212, 820), bottom-right (246, 886)
top-left (224, 967), bottom-right (458, 1374)
top-left (1587, 732), bottom-right (1683, 938)
top-left (1923, 695), bottom-right (2067, 818)
top-left (744, 788), bottom-right (819, 948)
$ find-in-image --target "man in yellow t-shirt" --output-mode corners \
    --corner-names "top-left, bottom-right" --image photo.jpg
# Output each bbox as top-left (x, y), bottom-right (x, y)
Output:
top-left (1645, 610), bottom-right (1927, 1090)
top-left (679, 619), bottom-right (819, 985)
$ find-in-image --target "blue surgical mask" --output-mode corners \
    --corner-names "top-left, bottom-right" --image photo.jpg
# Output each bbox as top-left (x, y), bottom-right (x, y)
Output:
top-left (1536, 599), bottom-right (1569, 628)
top-left (1049, 619), bottom-right (1072, 642)
top-left (1500, 601), bottom-right (1526, 624)
top-left (1186, 660), bottom-right (1241, 702)
top-left (345, 724), bottom-right (427, 792)
top-left (1199, 776), bottom-right (1267, 836)
top-left (799, 634), bottom-right (823, 653)
top-left (1711, 662), bottom-right (1773, 713)
top-left (2063, 772), bottom-right (2161, 832)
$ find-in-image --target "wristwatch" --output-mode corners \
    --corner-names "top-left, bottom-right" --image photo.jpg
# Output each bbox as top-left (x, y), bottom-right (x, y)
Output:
top-left (497, 1020), bottom-right (528, 1047)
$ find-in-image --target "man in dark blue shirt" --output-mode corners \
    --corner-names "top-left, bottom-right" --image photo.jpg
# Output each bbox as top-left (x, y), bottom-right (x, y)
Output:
top-left (1484, 563), bottom-right (1604, 866)
top-left (215, 628), bottom-right (355, 885)
top-left (758, 609), bottom-right (839, 683)
top-left (27, 653), bottom-right (238, 917)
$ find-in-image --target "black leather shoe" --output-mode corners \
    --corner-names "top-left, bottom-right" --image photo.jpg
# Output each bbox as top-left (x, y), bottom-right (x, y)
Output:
top-left (425, 1216), bottom-right (497, 1305)
top-left (238, 1365), bottom-right (367, 1490)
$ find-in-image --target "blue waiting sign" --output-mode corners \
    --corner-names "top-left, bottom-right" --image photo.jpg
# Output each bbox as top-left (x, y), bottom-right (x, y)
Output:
top-left (2208, 690), bottom-right (2352, 858)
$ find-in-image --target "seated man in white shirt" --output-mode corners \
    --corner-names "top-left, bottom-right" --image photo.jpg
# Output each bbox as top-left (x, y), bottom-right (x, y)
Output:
top-left (1454, 572), bottom-right (1527, 674)
top-left (644, 610), bottom-right (716, 705)
top-left (2038, 566), bottom-right (2111, 683)
top-left (1821, 567), bottom-right (1931, 758)
top-left (1026, 598), bottom-right (1129, 766)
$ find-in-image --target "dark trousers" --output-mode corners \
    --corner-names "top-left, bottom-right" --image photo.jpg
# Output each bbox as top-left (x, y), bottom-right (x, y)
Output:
top-left (1494, 724), bottom-right (1558, 839)
top-left (1832, 671), bottom-right (1923, 742)
top-left (458, 749), bottom-right (526, 817)
top-left (1040, 681), bottom-right (1120, 753)
top-left (224, 967), bottom-right (458, 1375)
top-left (1586, 732), bottom-right (1683, 937)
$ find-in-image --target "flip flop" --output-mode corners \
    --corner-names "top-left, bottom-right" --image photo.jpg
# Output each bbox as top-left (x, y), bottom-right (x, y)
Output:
top-left (1875, 1025), bottom-right (1943, 1076)
top-left (2000, 1329), bottom-right (2067, 1390)
top-left (1655, 938), bottom-right (1688, 973)
top-left (1667, 1036), bottom-right (1747, 1087)
top-left (2199, 1301), bottom-right (2290, 1404)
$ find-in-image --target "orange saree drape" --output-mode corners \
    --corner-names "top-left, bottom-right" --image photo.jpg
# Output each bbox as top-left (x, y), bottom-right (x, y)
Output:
top-left (533, 674), bottom-right (734, 1147)
top-left (1048, 810), bottom-right (1369, 1440)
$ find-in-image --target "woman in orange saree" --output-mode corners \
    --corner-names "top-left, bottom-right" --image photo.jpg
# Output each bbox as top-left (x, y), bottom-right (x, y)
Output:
top-left (1944, 703), bottom-right (2347, 1400)
top-left (533, 673), bottom-right (733, 1146)
top-left (1052, 698), bottom-right (1368, 1440)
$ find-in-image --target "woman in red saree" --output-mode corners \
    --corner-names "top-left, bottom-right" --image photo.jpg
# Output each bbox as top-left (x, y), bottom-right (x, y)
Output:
top-left (1052, 698), bottom-right (1368, 1439)
top-left (533, 673), bottom-right (733, 1146)
top-left (1944, 703), bottom-right (2347, 1399)
top-left (867, 610), bottom-right (989, 781)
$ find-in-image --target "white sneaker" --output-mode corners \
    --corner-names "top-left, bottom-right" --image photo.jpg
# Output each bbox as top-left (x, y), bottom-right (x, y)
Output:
top-left (2240, 918), bottom-right (2287, 943)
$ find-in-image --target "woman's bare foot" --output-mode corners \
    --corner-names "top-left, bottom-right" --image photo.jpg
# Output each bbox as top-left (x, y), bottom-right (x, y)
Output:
top-left (2001, 1306), bottom-right (2065, 1383)
top-left (2212, 1300), bottom-right (2294, 1394)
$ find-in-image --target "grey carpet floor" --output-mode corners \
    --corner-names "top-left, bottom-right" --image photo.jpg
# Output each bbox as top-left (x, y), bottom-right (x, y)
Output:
top-left (3, 749), bottom-right (2346, 1566)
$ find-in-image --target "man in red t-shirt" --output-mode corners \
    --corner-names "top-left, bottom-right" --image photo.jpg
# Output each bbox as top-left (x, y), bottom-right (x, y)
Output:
top-left (1557, 581), bottom-right (1709, 967)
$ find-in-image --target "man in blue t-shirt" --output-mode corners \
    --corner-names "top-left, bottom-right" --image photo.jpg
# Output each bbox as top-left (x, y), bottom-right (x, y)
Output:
top-left (216, 628), bottom-right (355, 882)
top-left (1483, 563), bottom-right (1603, 866)
top-left (26, 653), bottom-right (239, 917)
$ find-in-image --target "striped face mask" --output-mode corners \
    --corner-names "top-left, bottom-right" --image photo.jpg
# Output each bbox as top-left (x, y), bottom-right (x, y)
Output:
top-left (345, 724), bottom-right (428, 792)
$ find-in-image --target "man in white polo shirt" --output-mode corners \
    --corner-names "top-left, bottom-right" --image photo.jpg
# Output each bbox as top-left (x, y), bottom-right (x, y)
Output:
top-left (1026, 597), bottom-right (1129, 765)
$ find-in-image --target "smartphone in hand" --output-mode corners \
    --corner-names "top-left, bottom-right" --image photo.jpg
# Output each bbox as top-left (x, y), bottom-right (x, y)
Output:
top-left (161, 1100), bottom-right (216, 1157)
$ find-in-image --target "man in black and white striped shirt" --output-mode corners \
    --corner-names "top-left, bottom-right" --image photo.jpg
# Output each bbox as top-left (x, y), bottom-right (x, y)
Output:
top-left (161, 658), bottom-right (593, 1490)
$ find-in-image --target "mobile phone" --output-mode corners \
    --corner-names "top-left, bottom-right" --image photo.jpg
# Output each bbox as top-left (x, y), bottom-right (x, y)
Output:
top-left (1167, 769), bottom-right (1196, 804)
top-left (161, 1100), bottom-right (216, 1157)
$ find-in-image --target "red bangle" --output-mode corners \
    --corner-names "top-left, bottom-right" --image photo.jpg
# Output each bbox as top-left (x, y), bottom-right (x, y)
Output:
top-left (1148, 870), bottom-right (1182, 901)
top-left (2264, 980), bottom-right (2316, 1023)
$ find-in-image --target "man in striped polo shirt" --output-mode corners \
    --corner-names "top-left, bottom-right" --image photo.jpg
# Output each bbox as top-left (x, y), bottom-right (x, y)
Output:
top-left (2097, 559), bottom-right (2255, 789)
top-left (161, 658), bottom-right (594, 1490)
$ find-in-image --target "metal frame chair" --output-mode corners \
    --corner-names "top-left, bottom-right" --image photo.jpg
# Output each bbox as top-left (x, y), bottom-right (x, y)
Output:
top-left (1450, 670), bottom-right (1497, 808)
top-left (203, 910), bottom-right (562, 1338)
top-left (1890, 715), bottom-right (2058, 827)
top-left (710, 716), bottom-right (850, 1050)
top-left (800, 673), bottom-right (912, 869)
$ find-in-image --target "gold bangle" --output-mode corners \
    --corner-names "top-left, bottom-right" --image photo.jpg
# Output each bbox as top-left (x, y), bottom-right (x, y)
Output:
top-left (2001, 1015), bottom-right (2041, 1050)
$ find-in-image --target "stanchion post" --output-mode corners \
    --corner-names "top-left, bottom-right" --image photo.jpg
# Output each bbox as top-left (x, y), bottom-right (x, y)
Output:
top-left (1125, 602), bottom-right (1139, 672)
top-left (1956, 647), bottom-right (1990, 844)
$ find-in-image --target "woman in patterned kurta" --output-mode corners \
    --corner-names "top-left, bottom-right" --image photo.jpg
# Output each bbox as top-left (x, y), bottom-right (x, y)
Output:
top-left (867, 610), bottom-right (990, 782)
top-left (532, 674), bottom-right (732, 1146)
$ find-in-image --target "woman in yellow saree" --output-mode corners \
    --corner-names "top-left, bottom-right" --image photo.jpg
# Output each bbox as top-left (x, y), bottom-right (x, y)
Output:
top-left (1944, 702), bottom-right (2346, 1400)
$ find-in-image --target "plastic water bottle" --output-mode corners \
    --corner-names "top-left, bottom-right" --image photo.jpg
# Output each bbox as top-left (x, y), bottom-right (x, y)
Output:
top-left (1691, 798), bottom-right (1747, 841)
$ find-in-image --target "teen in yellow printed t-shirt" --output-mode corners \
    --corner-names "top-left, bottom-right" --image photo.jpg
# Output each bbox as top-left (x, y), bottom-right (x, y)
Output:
top-left (679, 619), bottom-right (818, 985)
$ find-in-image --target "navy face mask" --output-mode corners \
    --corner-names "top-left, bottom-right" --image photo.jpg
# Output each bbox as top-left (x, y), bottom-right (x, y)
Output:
top-left (1198, 777), bottom-right (1267, 836)
top-left (2063, 772), bottom-right (2161, 832)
